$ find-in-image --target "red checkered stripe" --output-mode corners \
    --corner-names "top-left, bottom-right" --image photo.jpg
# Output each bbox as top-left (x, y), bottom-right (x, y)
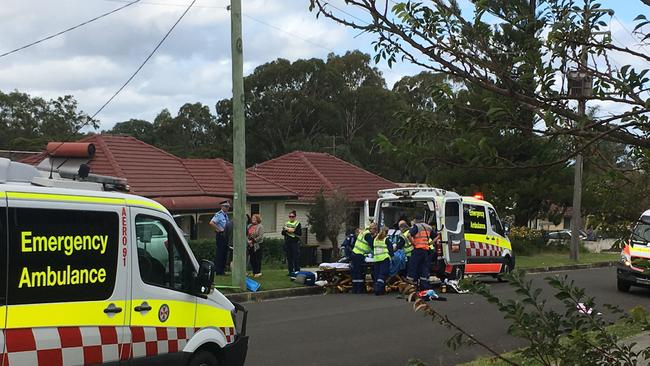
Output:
top-left (0, 325), bottom-right (234, 365)
top-left (465, 241), bottom-right (503, 257)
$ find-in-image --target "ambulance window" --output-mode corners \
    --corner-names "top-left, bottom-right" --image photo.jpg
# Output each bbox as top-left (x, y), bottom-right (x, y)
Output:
top-left (7, 208), bottom-right (119, 305)
top-left (136, 215), bottom-right (194, 292)
top-left (0, 207), bottom-right (6, 306)
top-left (488, 207), bottom-right (505, 236)
top-left (463, 204), bottom-right (487, 235)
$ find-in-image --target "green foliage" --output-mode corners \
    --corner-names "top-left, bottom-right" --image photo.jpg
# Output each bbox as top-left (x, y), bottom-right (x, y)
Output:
top-left (188, 238), bottom-right (285, 265)
top-left (508, 226), bottom-right (546, 256)
top-left (458, 271), bottom-right (650, 365)
top-left (307, 189), bottom-right (350, 257)
top-left (0, 90), bottom-right (96, 150)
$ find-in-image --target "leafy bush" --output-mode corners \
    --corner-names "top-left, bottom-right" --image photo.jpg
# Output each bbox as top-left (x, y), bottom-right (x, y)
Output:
top-left (509, 226), bottom-right (546, 255)
top-left (188, 237), bottom-right (285, 265)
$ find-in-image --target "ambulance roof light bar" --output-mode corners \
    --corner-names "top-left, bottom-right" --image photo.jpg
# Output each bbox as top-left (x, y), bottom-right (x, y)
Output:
top-left (378, 187), bottom-right (456, 198)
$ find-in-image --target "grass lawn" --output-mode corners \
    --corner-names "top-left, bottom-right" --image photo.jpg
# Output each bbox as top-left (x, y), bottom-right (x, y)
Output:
top-left (213, 268), bottom-right (305, 293)
top-left (516, 252), bottom-right (619, 269)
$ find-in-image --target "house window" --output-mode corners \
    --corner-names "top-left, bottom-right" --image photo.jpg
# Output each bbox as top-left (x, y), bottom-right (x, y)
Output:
top-left (250, 203), bottom-right (260, 215)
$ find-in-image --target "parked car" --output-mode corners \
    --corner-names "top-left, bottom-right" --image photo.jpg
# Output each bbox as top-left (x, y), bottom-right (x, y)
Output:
top-left (546, 229), bottom-right (588, 244)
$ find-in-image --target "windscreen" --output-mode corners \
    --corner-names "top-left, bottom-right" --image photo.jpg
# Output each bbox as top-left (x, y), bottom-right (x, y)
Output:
top-left (632, 215), bottom-right (650, 244)
top-left (377, 200), bottom-right (435, 229)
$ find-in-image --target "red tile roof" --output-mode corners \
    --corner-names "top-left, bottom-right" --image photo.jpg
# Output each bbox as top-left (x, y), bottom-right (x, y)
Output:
top-left (181, 158), bottom-right (297, 198)
top-left (249, 151), bottom-right (398, 202)
top-left (20, 135), bottom-right (297, 201)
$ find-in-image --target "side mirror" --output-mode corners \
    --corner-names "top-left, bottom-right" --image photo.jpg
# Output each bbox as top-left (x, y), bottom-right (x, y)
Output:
top-left (503, 223), bottom-right (510, 236)
top-left (196, 260), bottom-right (215, 295)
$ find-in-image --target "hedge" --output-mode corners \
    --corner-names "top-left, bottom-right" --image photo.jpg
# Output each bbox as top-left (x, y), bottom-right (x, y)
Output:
top-left (188, 237), bottom-right (286, 265)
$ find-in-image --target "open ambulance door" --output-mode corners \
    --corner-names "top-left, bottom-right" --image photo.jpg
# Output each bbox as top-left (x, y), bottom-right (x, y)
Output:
top-left (443, 197), bottom-right (466, 267)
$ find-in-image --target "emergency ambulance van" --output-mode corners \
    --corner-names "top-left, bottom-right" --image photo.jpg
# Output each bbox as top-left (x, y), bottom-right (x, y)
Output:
top-left (0, 158), bottom-right (248, 366)
top-left (374, 188), bottom-right (514, 280)
top-left (617, 209), bottom-right (650, 292)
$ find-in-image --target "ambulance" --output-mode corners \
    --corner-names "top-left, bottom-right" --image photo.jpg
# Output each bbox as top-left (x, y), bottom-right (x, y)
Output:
top-left (617, 209), bottom-right (650, 292)
top-left (0, 158), bottom-right (248, 365)
top-left (374, 187), bottom-right (514, 280)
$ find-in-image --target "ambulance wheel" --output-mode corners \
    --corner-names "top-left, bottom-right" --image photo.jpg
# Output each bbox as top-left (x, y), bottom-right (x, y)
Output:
top-left (450, 265), bottom-right (464, 281)
top-left (617, 278), bottom-right (631, 293)
top-left (188, 350), bottom-right (221, 366)
top-left (497, 256), bottom-right (513, 282)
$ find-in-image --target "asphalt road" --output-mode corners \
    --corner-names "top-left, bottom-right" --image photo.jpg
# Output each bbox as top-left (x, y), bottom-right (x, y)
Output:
top-left (243, 267), bottom-right (650, 366)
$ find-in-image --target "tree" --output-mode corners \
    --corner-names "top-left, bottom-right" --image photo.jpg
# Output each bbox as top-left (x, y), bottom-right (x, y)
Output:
top-left (0, 90), bottom-right (96, 151)
top-left (307, 189), bottom-right (350, 257)
top-left (309, 0), bottom-right (650, 152)
top-left (107, 119), bottom-right (156, 145)
top-left (214, 51), bottom-right (404, 179)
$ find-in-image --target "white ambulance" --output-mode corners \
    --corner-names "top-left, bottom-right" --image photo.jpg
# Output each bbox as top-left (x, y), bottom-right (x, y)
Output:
top-left (374, 187), bottom-right (514, 280)
top-left (617, 209), bottom-right (650, 292)
top-left (0, 158), bottom-right (247, 366)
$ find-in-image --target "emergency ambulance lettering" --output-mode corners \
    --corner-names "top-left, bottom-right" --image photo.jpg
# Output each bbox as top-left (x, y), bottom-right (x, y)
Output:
top-left (21, 231), bottom-right (108, 255)
top-left (470, 222), bottom-right (486, 230)
top-left (18, 265), bottom-right (107, 288)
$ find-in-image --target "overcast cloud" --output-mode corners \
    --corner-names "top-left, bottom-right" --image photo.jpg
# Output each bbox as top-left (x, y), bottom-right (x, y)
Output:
top-left (0, 0), bottom-right (646, 130)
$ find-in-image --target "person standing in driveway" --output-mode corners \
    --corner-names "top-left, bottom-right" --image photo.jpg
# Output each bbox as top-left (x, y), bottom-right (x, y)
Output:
top-left (282, 210), bottom-right (302, 278)
top-left (209, 200), bottom-right (230, 275)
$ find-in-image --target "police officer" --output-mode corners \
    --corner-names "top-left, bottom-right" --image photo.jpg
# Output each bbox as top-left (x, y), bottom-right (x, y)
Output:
top-left (282, 210), bottom-right (302, 278)
top-left (373, 226), bottom-right (394, 295)
top-left (351, 223), bottom-right (377, 294)
top-left (406, 215), bottom-right (436, 290)
top-left (209, 200), bottom-right (231, 275)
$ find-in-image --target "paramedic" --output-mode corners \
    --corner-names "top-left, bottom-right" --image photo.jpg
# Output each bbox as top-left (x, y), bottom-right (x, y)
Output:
top-left (373, 226), bottom-right (394, 295)
top-left (351, 223), bottom-right (377, 294)
top-left (406, 215), bottom-right (435, 289)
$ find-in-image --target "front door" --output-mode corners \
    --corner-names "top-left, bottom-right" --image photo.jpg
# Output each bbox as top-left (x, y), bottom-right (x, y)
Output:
top-left (128, 208), bottom-right (197, 364)
top-left (4, 194), bottom-right (128, 365)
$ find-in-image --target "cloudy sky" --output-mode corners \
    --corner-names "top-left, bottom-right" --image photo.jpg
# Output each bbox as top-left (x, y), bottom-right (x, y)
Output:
top-left (0, 0), bottom-right (646, 130)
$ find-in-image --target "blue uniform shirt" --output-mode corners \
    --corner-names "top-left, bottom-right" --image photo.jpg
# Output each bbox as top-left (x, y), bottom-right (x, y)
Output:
top-left (211, 210), bottom-right (230, 231)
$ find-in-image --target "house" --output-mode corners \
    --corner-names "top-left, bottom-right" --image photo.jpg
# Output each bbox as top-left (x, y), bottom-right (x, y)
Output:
top-left (21, 135), bottom-right (298, 239)
top-left (250, 151), bottom-right (399, 247)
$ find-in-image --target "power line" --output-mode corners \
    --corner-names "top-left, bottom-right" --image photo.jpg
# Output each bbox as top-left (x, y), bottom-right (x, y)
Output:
top-left (90, 0), bottom-right (197, 119)
top-left (105, 0), bottom-right (335, 52)
top-left (242, 14), bottom-right (334, 53)
top-left (612, 15), bottom-right (650, 55)
top-left (0, 0), bottom-right (141, 59)
top-left (103, 0), bottom-right (226, 10)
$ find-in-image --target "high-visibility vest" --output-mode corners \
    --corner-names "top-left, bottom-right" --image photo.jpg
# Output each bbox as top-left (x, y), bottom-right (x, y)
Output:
top-left (413, 223), bottom-right (432, 250)
top-left (353, 229), bottom-right (372, 255)
top-left (373, 237), bottom-right (390, 262)
top-left (402, 230), bottom-right (413, 257)
top-left (284, 220), bottom-right (300, 238)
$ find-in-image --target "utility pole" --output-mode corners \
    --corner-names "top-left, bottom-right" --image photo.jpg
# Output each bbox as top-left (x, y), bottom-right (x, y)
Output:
top-left (569, 4), bottom-right (588, 262)
top-left (568, 3), bottom-right (610, 261)
top-left (230, 0), bottom-right (246, 290)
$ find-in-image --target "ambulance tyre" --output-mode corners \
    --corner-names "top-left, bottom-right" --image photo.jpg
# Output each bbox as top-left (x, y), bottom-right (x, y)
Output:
top-left (497, 256), bottom-right (513, 282)
top-left (188, 349), bottom-right (222, 366)
top-left (450, 265), bottom-right (464, 281)
top-left (617, 278), bottom-right (631, 293)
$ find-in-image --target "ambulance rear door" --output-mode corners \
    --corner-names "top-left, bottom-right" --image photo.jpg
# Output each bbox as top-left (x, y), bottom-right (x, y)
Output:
top-left (443, 197), bottom-right (466, 265)
top-left (128, 207), bottom-right (198, 364)
top-left (5, 192), bottom-right (128, 365)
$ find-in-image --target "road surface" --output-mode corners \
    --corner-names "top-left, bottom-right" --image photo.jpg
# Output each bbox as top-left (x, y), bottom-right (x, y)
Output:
top-left (243, 267), bottom-right (649, 366)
